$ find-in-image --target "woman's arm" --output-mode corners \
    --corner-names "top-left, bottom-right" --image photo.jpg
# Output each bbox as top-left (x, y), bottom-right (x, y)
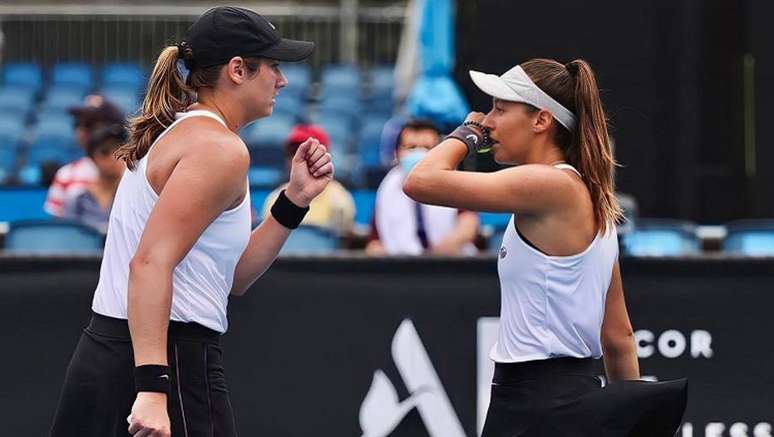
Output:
top-left (601, 261), bottom-right (641, 382)
top-left (230, 138), bottom-right (333, 295)
top-left (403, 138), bottom-right (575, 215)
top-left (128, 134), bottom-right (249, 367)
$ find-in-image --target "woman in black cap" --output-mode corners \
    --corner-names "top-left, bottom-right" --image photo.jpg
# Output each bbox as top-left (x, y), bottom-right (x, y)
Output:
top-left (404, 58), bottom-right (687, 436)
top-left (50, 7), bottom-right (331, 437)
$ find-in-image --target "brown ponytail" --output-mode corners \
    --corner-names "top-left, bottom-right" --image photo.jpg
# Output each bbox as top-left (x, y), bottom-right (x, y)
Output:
top-left (115, 46), bottom-right (193, 170)
top-left (115, 45), bottom-right (230, 170)
top-left (520, 58), bottom-right (623, 232)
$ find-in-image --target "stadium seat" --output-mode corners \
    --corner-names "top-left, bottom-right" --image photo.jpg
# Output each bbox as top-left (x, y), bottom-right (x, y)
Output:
top-left (0, 87), bottom-right (36, 116)
top-left (249, 145), bottom-right (285, 168)
top-left (368, 65), bottom-right (395, 104)
top-left (358, 116), bottom-right (390, 168)
top-left (319, 95), bottom-right (362, 122)
top-left (5, 220), bottom-right (104, 253)
top-left (319, 64), bottom-right (362, 99)
top-left (281, 63), bottom-right (311, 99)
top-left (313, 113), bottom-right (354, 153)
top-left (100, 87), bottom-right (140, 115)
top-left (621, 219), bottom-right (700, 257)
top-left (0, 147), bottom-right (17, 183)
top-left (51, 63), bottom-right (93, 92)
top-left (41, 88), bottom-right (86, 112)
top-left (248, 166), bottom-right (283, 187)
top-left (241, 115), bottom-right (295, 149)
top-left (26, 145), bottom-right (82, 168)
top-left (723, 220), bottom-right (774, 256)
top-left (102, 63), bottom-right (144, 91)
top-left (2, 63), bottom-right (43, 93)
top-left (0, 116), bottom-right (26, 147)
top-left (280, 225), bottom-right (338, 254)
top-left (272, 94), bottom-right (305, 118)
top-left (282, 63), bottom-right (311, 88)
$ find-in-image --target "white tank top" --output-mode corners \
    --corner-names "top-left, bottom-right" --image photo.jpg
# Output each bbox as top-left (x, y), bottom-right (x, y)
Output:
top-left (491, 163), bottom-right (619, 363)
top-left (92, 110), bottom-right (252, 333)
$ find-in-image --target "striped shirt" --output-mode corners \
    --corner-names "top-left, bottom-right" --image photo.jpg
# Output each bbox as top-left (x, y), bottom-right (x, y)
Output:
top-left (45, 157), bottom-right (98, 217)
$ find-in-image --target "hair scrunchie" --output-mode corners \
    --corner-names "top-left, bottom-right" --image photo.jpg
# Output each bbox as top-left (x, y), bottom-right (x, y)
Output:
top-left (176, 41), bottom-right (195, 70)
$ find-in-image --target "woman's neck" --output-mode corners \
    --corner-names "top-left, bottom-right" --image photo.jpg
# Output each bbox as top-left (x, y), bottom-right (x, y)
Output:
top-left (523, 140), bottom-right (566, 166)
top-left (191, 92), bottom-right (242, 132)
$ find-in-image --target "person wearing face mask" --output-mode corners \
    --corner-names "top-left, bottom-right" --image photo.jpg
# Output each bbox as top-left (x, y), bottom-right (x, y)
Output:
top-left (365, 118), bottom-right (479, 255)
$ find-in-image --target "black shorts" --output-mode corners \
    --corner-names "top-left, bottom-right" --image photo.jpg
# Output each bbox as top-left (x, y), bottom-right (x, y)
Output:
top-left (50, 312), bottom-right (238, 437)
top-left (481, 357), bottom-right (688, 437)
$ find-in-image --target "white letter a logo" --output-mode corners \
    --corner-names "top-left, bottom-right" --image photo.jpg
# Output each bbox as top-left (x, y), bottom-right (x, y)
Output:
top-left (359, 319), bottom-right (467, 437)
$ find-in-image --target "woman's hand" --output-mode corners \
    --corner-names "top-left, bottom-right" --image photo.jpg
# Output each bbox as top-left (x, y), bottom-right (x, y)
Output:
top-left (286, 137), bottom-right (335, 208)
top-left (127, 392), bottom-right (171, 437)
top-left (464, 111), bottom-right (486, 124)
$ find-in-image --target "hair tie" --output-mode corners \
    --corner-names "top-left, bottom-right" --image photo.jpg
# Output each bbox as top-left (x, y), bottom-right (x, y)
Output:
top-left (176, 41), bottom-right (195, 69)
top-left (565, 61), bottom-right (579, 77)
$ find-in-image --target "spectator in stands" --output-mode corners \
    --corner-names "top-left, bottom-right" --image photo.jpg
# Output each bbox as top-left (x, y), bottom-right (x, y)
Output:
top-left (61, 123), bottom-right (127, 234)
top-left (366, 119), bottom-right (479, 255)
top-left (262, 124), bottom-right (355, 235)
top-left (44, 95), bottom-right (125, 217)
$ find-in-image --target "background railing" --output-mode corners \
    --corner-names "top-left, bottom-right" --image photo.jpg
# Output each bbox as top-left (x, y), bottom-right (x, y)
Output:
top-left (0, 3), bottom-right (406, 68)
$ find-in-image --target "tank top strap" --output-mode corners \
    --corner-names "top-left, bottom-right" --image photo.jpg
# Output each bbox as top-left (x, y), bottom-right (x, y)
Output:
top-left (554, 163), bottom-right (582, 178)
top-left (143, 110), bottom-right (228, 162)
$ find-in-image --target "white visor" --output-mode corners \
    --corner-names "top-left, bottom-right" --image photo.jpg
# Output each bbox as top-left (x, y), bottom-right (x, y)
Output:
top-left (469, 65), bottom-right (576, 131)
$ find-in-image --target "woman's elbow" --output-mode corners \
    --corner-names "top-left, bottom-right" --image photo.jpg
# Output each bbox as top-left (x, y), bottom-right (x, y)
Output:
top-left (602, 328), bottom-right (636, 357)
top-left (403, 169), bottom-right (428, 202)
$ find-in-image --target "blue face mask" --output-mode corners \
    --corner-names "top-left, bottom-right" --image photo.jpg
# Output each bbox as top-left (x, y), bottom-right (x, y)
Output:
top-left (399, 149), bottom-right (428, 174)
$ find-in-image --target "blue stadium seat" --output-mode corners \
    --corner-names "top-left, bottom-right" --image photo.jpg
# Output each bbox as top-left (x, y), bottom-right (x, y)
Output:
top-left (272, 94), bottom-right (305, 118)
top-left (0, 147), bottom-right (17, 183)
top-left (480, 213), bottom-right (511, 231)
top-left (26, 145), bottom-right (82, 167)
top-left (368, 65), bottom-right (394, 102)
top-left (319, 64), bottom-right (362, 99)
top-left (248, 166), bottom-right (283, 187)
top-left (319, 95), bottom-right (362, 122)
top-left (5, 220), bottom-right (104, 253)
top-left (282, 63), bottom-right (311, 87)
top-left (241, 115), bottom-right (295, 149)
top-left (17, 165), bottom-right (42, 186)
top-left (281, 63), bottom-right (311, 99)
top-left (321, 64), bottom-right (360, 88)
top-left (280, 225), bottom-right (338, 254)
top-left (52, 63), bottom-right (93, 92)
top-left (102, 63), bottom-right (144, 91)
top-left (100, 88), bottom-right (140, 115)
top-left (621, 219), bottom-right (700, 257)
top-left (358, 116), bottom-right (390, 168)
top-left (249, 145), bottom-right (285, 168)
top-left (352, 189), bottom-right (376, 226)
top-left (41, 88), bottom-right (86, 112)
top-left (3, 63), bottom-right (43, 93)
top-left (0, 87), bottom-right (36, 116)
top-left (723, 220), bottom-right (774, 256)
top-left (0, 116), bottom-right (26, 147)
top-left (312, 113), bottom-right (354, 153)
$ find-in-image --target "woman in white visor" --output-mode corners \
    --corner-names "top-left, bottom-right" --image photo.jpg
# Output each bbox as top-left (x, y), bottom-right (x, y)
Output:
top-left (404, 58), bottom-right (687, 436)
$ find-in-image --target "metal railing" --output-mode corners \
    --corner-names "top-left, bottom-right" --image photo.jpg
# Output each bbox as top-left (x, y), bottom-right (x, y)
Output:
top-left (0, 3), bottom-right (406, 68)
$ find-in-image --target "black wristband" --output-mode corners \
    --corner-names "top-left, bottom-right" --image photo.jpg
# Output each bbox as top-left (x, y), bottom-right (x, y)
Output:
top-left (446, 125), bottom-right (486, 155)
top-left (134, 364), bottom-right (171, 394)
top-left (271, 190), bottom-right (310, 229)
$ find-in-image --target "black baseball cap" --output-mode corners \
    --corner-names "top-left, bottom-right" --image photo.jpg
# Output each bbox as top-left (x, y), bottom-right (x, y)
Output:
top-left (185, 6), bottom-right (315, 68)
